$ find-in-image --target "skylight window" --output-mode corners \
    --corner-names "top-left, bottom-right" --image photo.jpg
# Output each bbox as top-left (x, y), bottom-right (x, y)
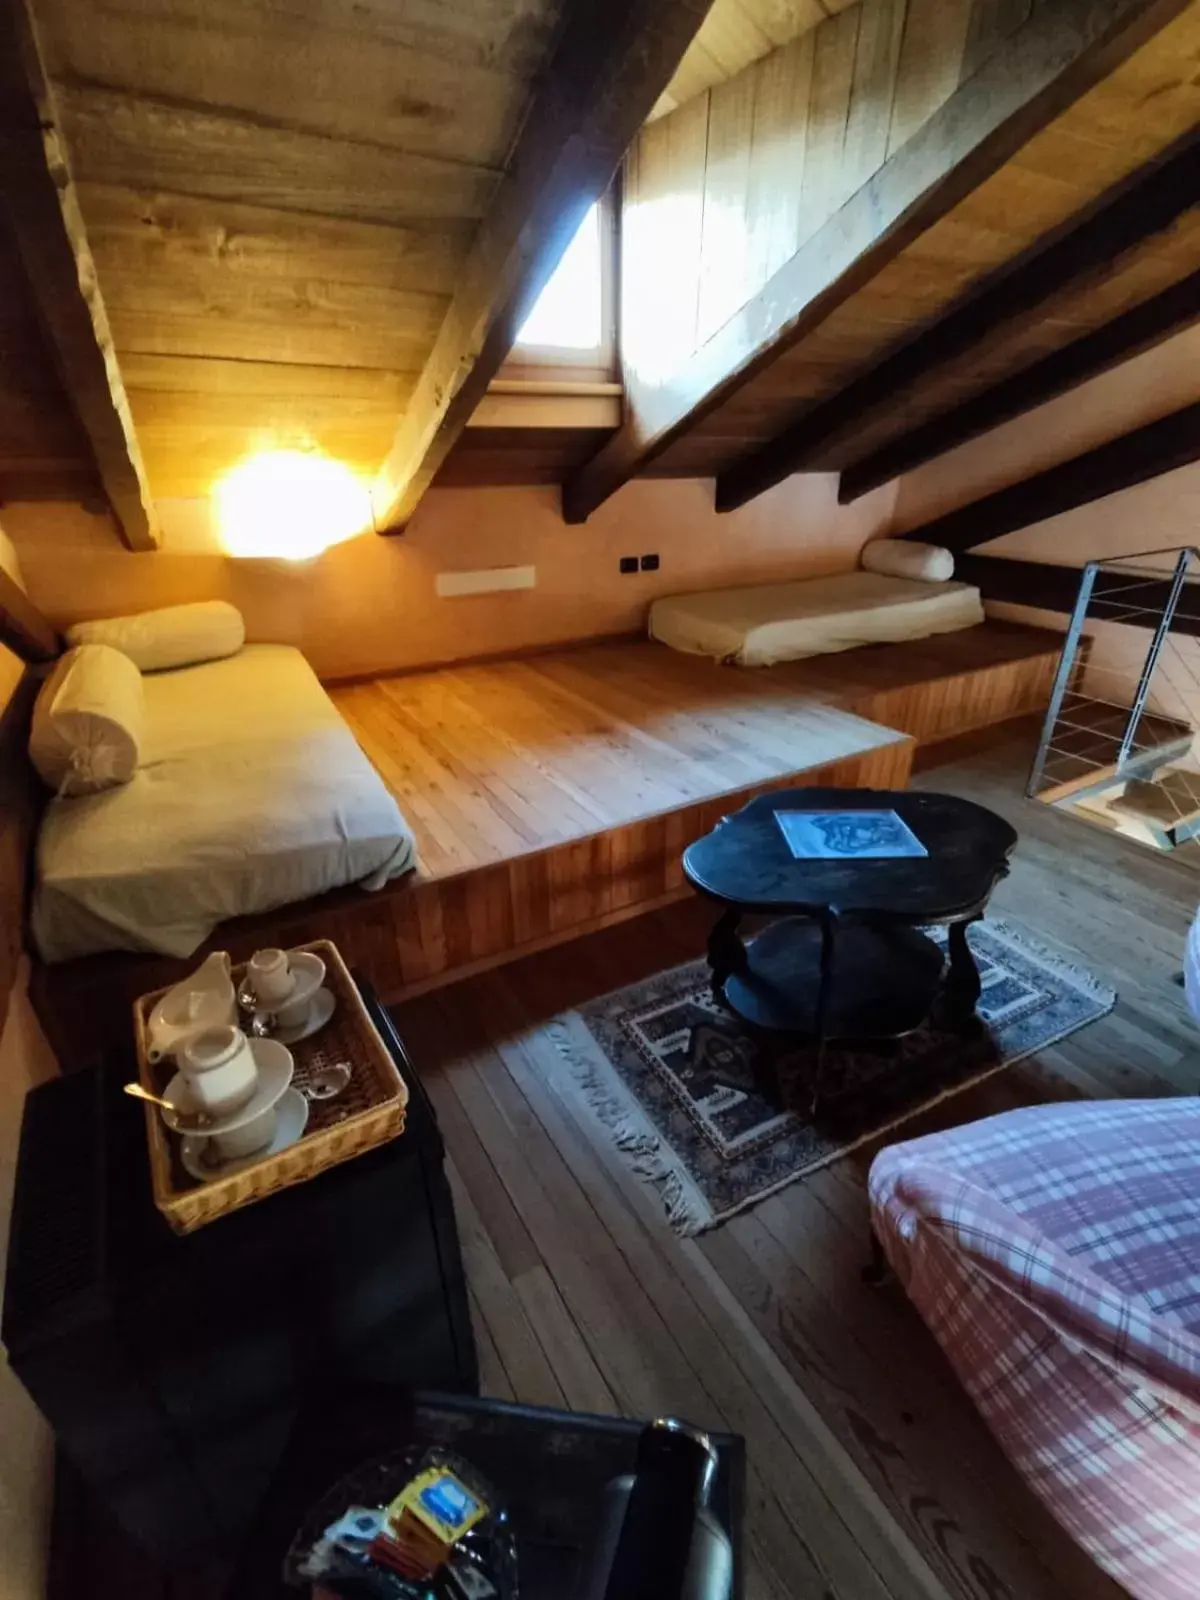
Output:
top-left (516, 202), bottom-right (604, 352)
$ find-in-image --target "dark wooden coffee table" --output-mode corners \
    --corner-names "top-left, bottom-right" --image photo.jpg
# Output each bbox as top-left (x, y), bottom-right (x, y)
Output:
top-left (682, 788), bottom-right (1017, 1110)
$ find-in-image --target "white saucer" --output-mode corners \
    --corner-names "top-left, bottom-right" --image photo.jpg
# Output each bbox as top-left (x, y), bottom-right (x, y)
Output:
top-left (273, 985), bottom-right (336, 1045)
top-left (162, 1038), bottom-right (294, 1136)
top-left (244, 950), bottom-right (325, 1017)
top-left (179, 1088), bottom-right (309, 1181)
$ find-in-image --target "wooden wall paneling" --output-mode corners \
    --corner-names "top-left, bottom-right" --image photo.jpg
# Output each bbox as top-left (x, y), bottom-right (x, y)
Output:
top-left (696, 71), bottom-right (758, 347)
top-left (0, 0), bottom-right (159, 548)
top-left (885, 0), bottom-right (972, 154)
top-left (653, 0), bottom-right (827, 119)
top-left (649, 0), bottom-right (1200, 479)
top-left (620, 94), bottom-right (711, 391)
top-left (901, 399), bottom-right (1200, 554)
top-left (843, 0), bottom-right (907, 194)
top-left (371, 0), bottom-right (713, 532)
top-left (565, 0), bottom-right (1189, 522)
top-left (839, 259), bottom-right (1200, 501)
top-left (714, 124), bottom-right (1200, 508)
top-left (742, 32), bottom-right (815, 294)
top-left (798, 7), bottom-right (860, 230)
top-left (0, 565), bottom-right (59, 663)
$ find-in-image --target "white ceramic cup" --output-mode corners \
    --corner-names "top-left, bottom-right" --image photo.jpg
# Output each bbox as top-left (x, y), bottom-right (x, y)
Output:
top-left (179, 1025), bottom-right (259, 1118)
top-left (211, 1106), bottom-right (277, 1162)
top-left (275, 992), bottom-right (312, 1031)
top-left (248, 948), bottom-right (293, 1007)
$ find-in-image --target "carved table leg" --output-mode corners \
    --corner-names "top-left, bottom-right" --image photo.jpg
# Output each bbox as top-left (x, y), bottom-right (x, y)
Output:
top-left (940, 917), bottom-right (984, 1035)
top-left (707, 909), bottom-right (745, 1009)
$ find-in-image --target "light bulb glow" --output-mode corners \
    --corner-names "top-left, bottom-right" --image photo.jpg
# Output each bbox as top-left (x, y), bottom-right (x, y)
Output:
top-left (214, 451), bottom-right (371, 560)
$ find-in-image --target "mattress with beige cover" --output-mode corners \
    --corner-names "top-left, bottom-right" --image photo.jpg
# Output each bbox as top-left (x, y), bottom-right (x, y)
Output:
top-left (32, 644), bottom-right (417, 962)
top-left (648, 571), bottom-right (985, 667)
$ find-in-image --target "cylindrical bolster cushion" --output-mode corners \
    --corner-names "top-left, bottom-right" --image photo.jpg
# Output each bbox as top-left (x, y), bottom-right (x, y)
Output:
top-left (860, 540), bottom-right (955, 583)
top-left (65, 600), bottom-right (245, 672)
top-left (30, 644), bottom-right (144, 796)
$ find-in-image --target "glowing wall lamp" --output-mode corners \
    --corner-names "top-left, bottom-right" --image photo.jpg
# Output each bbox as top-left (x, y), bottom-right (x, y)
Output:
top-left (214, 450), bottom-right (372, 560)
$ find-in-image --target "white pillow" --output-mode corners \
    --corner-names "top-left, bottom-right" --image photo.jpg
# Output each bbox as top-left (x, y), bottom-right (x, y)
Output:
top-left (861, 540), bottom-right (955, 583)
top-left (29, 645), bottom-right (144, 796)
top-left (65, 601), bottom-right (245, 672)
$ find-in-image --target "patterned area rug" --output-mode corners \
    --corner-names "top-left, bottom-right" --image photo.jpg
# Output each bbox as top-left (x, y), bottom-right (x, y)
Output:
top-left (553, 918), bottom-right (1115, 1235)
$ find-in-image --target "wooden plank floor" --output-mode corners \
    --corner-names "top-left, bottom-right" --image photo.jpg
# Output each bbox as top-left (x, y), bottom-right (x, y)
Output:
top-left (51, 723), bottom-right (1198, 1597)
top-left (392, 722), bottom-right (1196, 1600)
top-left (330, 624), bottom-right (1060, 882)
top-left (330, 638), bottom-right (912, 881)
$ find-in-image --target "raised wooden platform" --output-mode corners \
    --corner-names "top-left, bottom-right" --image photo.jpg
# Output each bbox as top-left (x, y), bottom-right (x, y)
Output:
top-left (31, 623), bottom-right (1059, 1070)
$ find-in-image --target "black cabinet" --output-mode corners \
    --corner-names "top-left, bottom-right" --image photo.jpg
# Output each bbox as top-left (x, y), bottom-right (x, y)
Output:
top-left (2, 985), bottom-right (477, 1572)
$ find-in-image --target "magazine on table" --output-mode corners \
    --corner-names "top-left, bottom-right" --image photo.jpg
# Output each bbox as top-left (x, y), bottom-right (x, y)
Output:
top-left (775, 809), bottom-right (928, 861)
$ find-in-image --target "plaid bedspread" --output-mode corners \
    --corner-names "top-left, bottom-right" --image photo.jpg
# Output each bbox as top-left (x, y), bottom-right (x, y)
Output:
top-left (870, 1099), bottom-right (1200, 1600)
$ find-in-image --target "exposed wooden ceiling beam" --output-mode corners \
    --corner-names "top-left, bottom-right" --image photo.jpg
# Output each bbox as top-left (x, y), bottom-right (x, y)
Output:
top-left (372, 0), bottom-right (712, 534)
top-left (900, 400), bottom-right (1200, 554)
top-left (0, 0), bottom-right (159, 551)
top-left (839, 266), bottom-right (1200, 503)
top-left (958, 552), bottom-right (1200, 638)
top-left (718, 127), bottom-right (1200, 511)
top-left (562, 0), bottom-right (1194, 525)
top-left (0, 564), bottom-right (59, 663)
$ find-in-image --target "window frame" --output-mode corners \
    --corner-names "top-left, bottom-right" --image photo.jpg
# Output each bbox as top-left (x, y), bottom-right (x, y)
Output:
top-left (502, 191), bottom-right (618, 387)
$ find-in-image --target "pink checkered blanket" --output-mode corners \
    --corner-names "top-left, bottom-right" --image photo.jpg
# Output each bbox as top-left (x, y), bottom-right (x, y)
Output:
top-left (870, 1099), bottom-right (1200, 1600)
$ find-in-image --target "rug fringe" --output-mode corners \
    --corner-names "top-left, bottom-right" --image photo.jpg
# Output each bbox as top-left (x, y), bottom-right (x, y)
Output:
top-left (548, 1018), bottom-right (709, 1236)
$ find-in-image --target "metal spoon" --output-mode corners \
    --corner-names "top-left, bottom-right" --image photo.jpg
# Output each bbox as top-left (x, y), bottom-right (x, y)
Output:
top-left (123, 1081), bottom-right (213, 1130)
top-left (300, 1061), bottom-right (352, 1102)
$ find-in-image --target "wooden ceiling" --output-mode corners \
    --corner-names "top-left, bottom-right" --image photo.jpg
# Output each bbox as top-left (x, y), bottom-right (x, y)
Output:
top-left (0, 0), bottom-right (710, 537)
top-left (2, 0), bottom-right (1200, 538)
top-left (34, 0), bottom-right (568, 504)
top-left (653, 0), bottom-right (836, 119)
top-left (565, 0), bottom-right (1200, 519)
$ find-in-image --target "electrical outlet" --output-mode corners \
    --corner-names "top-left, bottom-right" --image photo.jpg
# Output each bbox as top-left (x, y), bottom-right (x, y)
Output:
top-left (619, 555), bottom-right (638, 574)
top-left (640, 553), bottom-right (660, 572)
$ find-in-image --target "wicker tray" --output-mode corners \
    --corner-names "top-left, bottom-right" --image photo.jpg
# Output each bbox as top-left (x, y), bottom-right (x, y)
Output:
top-left (133, 939), bottom-right (408, 1234)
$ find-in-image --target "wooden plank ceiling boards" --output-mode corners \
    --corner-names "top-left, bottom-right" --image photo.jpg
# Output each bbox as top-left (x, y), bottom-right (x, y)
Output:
top-left (652, 0), bottom-right (832, 120)
top-left (24, 0), bottom-right (709, 525)
top-left (564, 0), bottom-right (1200, 521)
top-left (0, 0), bottom-right (159, 546)
top-left (716, 122), bottom-right (1200, 508)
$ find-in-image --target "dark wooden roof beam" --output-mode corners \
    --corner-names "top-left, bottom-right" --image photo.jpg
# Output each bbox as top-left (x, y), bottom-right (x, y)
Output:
top-left (563, 0), bottom-right (1194, 524)
top-left (718, 125), bottom-right (1200, 511)
top-left (899, 400), bottom-right (1200, 554)
top-left (958, 552), bottom-right (1200, 638)
top-left (372, 0), bottom-right (711, 533)
top-left (839, 265), bottom-right (1200, 502)
top-left (0, 0), bottom-right (159, 550)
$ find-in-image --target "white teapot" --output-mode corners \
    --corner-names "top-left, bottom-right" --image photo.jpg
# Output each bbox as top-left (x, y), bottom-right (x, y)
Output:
top-left (145, 952), bottom-right (236, 1064)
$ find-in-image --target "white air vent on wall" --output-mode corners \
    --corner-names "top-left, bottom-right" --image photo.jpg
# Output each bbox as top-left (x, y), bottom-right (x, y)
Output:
top-left (435, 566), bottom-right (536, 598)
